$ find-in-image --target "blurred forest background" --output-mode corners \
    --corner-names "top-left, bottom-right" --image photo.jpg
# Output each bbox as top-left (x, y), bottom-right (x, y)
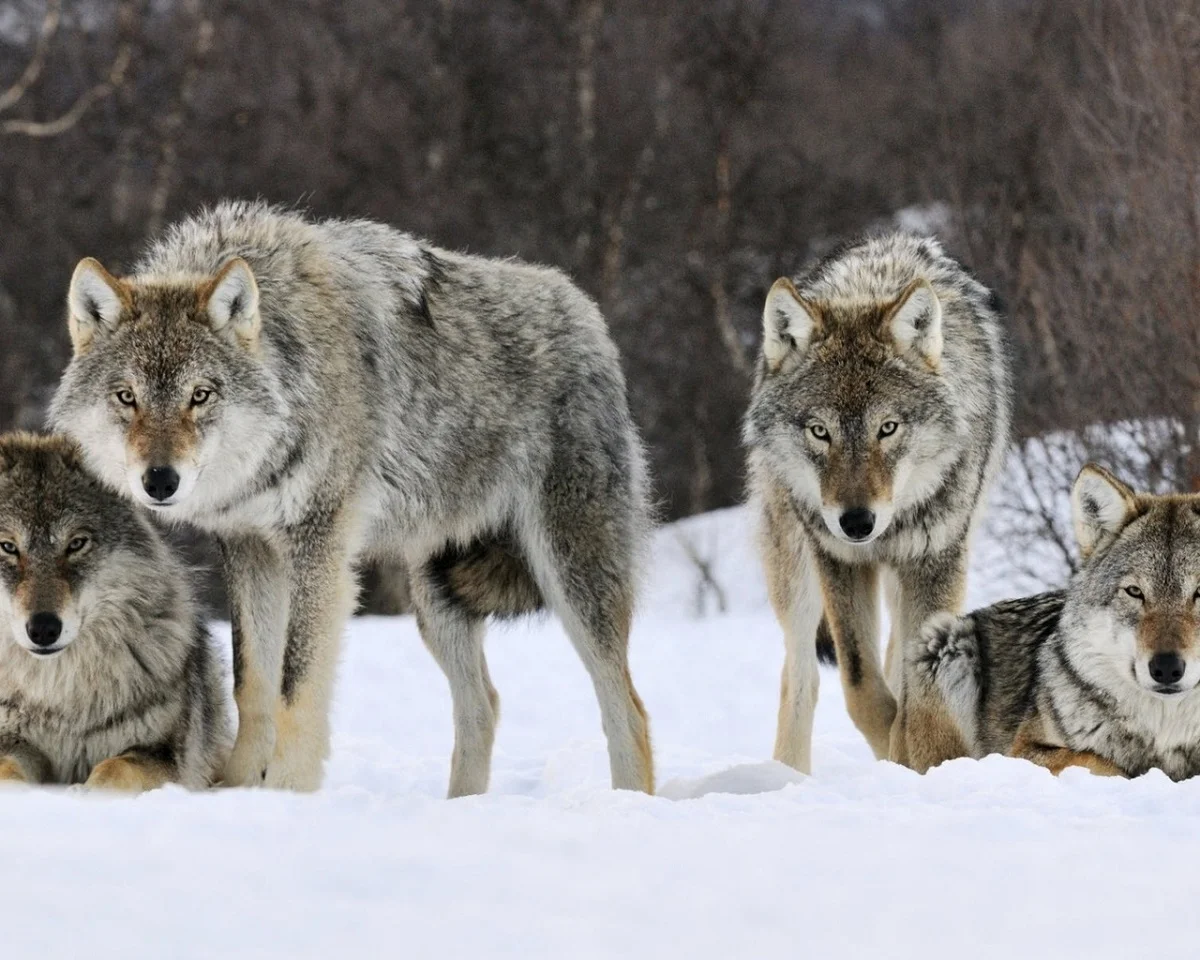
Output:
top-left (1, 0), bottom-right (1198, 606)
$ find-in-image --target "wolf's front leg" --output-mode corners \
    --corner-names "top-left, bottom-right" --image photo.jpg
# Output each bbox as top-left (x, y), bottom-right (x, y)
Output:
top-left (888, 548), bottom-right (968, 768)
top-left (1011, 722), bottom-right (1124, 777)
top-left (265, 508), bottom-right (357, 792)
top-left (0, 739), bottom-right (50, 785)
top-left (816, 554), bottom-right (895, 759)
top-left (1012, 729), bottom-right (1123, 777)
top-left (219, 533), bottom-right (290, 787)
top-left (85, 749), bottom-right (177, 793)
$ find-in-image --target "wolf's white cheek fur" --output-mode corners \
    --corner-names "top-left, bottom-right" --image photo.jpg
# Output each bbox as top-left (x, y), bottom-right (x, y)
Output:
top-left (184, 404), bottom-right (280, 512)
top-left (1073, 607), bottom-right (1137, 681)
top-left (70, 403), bottom-right (130, 494)
top-left (780, 450), bottom-right (823, 511)
top-left (892, 428), bottom-right (959, 512)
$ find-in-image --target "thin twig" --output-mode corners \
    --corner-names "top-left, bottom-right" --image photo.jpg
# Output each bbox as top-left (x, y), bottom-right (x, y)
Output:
top-left (0, 0), bottom-right (63, 114)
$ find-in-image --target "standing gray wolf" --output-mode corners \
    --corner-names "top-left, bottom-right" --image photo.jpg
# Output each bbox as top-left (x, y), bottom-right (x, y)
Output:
top-left (50, 201), bottom-right (654, 795)
top-left (0, 432), bottom-right (230, 790)
top-left (744, 234), bottom-right (1011, 770)
top-left (907, 464), bottom-right (1200, 779)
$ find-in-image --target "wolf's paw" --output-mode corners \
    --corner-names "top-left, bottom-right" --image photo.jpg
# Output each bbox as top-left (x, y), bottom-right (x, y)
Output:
top-left (223, 714), bottom-right (276, 787)
top-left (85, 756), bottom-right (169, 793)
top-left (260, 701), bottom-right (329, 792)
top-left (262, 731), bottom-right (326, 792)
top-left (262, 758), bottom-right (324, 793)
top-left (0, 757), bottom-right (30, 785)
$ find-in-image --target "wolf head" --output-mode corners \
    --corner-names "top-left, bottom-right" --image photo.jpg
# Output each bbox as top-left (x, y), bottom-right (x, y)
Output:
top-left (49, 257), bottom-right (286, 517)
top-left (1067, 464), bottom-right (1200, 696)
top-left (0, 433), bottom-right (160, 658)
top-left (746, 270), bottom-right (959, 546)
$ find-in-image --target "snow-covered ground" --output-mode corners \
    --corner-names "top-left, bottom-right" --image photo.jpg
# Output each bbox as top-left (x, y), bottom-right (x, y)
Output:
top-left (5, 502), bottom-right (1200, 959)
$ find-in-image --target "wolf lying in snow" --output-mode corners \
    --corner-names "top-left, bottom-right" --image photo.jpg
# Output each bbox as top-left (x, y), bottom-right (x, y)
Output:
top-left (908, 464), bottom-right (1200, 779)
top-left (0, 432), bottom-right (230, 790)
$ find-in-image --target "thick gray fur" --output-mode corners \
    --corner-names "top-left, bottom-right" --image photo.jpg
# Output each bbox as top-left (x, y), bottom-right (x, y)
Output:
top-left (0, 432), bottom-right (230, 788)
top-left (745, 233), bottom-right (1012, 766)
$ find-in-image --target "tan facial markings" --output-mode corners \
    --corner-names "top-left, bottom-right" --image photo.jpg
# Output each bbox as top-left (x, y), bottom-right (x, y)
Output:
top-left (126, 404), bottom-right (202, 468)
top-left (12, 564), bottom-right (71, 619)
top-left (818, 437), bottom-right (894, 510)
top-left (1136, 606), bottom-right (1200, 657)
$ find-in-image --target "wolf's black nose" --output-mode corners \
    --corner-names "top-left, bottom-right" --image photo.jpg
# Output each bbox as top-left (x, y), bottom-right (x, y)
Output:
top-left (1149, 652), bottom-right (1186, 686)
top-left (26, 612), bottom-right (63, 647)
top-left (142, 466), bottom-right (180, 501)
top-left (839, 508), bottom-right (876, 541)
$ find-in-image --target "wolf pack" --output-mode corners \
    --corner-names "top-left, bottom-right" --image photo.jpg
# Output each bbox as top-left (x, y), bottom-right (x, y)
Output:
top-left (1, 202), bottom-right (1197, 795)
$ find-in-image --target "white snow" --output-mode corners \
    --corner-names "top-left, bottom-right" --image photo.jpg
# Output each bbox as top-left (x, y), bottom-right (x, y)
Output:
top-left (4, 496), bottom-right (1199, 959)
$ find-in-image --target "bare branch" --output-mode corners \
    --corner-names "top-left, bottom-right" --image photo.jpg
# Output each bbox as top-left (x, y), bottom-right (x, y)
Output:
top-left (2, 12), bottom-right (134, 138)
top-left (676, 531), bottom-right (727, 617)
top-left (0, 0), bottom-right (63, 114)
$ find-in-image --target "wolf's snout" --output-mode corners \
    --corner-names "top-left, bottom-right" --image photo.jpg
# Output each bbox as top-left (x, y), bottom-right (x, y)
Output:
top-left (26, 612), bottom-right (63, 648)
top-left (1149, 652), bottom-right (1186, 688)
top-left (142, 466), bottom-right (180, 502)
top-left (839, 508), bottom-right (876, 542)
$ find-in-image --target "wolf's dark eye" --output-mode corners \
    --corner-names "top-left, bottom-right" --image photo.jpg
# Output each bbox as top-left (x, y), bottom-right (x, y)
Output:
top-left (65, 536), bottom-right (89, 555)
top-left (879, 421), bottom-right (899, 438)
top-left (191, 387), bottom-right (213, 406)
top-left (115, 388), bottom-right (136, 407)
top-left (809, 424), bottom-right (830, 442)
top-left (0, 540), bottom-right (17, 556)
top-left (1124, 585), bottom-right (1144, 601)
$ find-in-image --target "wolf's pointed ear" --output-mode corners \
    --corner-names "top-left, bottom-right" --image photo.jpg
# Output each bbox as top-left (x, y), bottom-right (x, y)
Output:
top-left (762, 278), bottom-right (820, 372)
top-left (202, 258), bottom-right (260, 344)
top-left (68, 258), bottom-right (129, 354)
top-left (1072, 463), bottom-right (1138, 560)
top-left (885, 279), bottom-right (943, 367)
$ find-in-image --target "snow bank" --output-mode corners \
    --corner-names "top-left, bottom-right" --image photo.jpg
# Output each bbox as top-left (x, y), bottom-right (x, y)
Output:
top-left (3, 496), bottom-right (1198, 959)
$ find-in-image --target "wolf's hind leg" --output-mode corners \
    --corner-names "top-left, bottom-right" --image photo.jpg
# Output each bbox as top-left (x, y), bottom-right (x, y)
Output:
top-left (522, 505), bottom-right (654, 794)
top-left (896, 612), bottom-right (977, 771)
top-left (890, 552), bottom-right (969, 767)
top-left (411, 566), bottom-right (498, 799)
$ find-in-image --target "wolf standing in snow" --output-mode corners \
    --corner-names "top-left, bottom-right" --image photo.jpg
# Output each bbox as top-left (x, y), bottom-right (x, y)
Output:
top-left (0, 433), bottom-right (230, 790)
top-left (744, 235), bottom-right (1011, 770)
top-left (908, 464), bottom-right (1200, 779)
top-left (51, 201), bottom-right (654, 795)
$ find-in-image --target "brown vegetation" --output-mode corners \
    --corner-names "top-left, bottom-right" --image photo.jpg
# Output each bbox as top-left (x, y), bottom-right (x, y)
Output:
top-left (1, 0), bottom-right (1196, 605)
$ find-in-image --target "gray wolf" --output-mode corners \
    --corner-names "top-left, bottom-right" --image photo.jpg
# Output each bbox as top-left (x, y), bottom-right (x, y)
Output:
top-left (744, 234), bottom-right (1011, 770)
top-left (50, 201), bottom-right (654, 795)
top-left (907, 464), bottom-right (1200, 779)
top-left (0, 432), bottom-right (230, 790)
